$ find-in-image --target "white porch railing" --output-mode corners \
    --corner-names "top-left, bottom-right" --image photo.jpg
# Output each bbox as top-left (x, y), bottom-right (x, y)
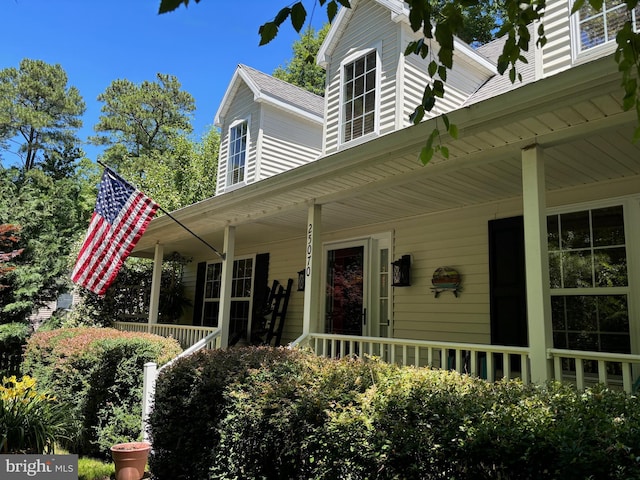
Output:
top-left (141, 327), bottom-right (222, 441)
top-left (292, 333), bottom-right (531, 384)
top-left (548, 348), bottom-right (640, 394)
top-left (113, 321), bottom-right (218, 349)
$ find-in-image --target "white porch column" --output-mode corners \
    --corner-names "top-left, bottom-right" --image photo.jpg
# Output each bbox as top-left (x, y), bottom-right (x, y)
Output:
top-left (218, 225), bottom-right (235, 348)
top-left (147, 242), bottom-right (164, 331)
top-left (303, 203), bottom-right (322, 335)
top-left (522, 144), bottom-right (553, 383)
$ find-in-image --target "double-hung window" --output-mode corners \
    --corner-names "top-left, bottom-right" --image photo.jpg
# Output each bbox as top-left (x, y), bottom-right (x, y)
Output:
top-left (548, 205), bottom-right (631, 354)
top-left (575, 1), bottom-right (639, 53)
top-left (201, 257), bottom-right (254, 342)
top-left (228, 120), bottom-right (248, 186)
top-left (342, 50), bottom-right (377, 143)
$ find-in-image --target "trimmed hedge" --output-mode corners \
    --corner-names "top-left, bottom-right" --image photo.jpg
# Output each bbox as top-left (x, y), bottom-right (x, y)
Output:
top-left (150, 347), bottom-right (640, 480)
top-left (23, 327), bottom-right (181, 458)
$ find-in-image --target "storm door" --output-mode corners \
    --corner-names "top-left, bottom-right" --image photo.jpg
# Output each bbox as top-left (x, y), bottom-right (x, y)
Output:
top-left (324, 241), bottom-right (368, 336)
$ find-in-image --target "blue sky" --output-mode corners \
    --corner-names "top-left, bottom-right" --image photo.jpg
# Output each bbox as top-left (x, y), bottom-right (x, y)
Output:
top-left (1, 0), bottom-right (326, 165)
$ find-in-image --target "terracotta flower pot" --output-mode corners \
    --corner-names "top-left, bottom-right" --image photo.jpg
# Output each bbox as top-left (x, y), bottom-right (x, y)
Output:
top-left (111, 441), bottom-right (151, 480)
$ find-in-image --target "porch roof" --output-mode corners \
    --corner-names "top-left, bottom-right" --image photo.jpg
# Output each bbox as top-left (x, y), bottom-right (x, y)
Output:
top-left (133, 55), bottom-right (640, 259)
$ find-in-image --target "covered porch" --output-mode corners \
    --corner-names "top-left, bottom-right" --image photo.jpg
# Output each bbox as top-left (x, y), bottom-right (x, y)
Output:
top-left (126, 55), bottom-right (640, 394)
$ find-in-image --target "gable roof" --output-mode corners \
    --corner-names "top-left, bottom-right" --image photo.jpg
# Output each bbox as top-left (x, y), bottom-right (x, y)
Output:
top-left (465, 23), bottom-right (538, 105)
top-left (214, 64), bottom-right (325, 126)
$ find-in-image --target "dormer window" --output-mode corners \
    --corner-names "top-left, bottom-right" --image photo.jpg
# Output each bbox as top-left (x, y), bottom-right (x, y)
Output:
top-left (576, 1), bottom-right (639, 53)
top-left (228, 120), bottom-right (248, 186)
top-left (342, 49), bottom-right (378, 143)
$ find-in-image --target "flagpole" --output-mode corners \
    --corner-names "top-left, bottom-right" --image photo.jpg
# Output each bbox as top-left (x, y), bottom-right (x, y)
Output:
top-left (97, 161), bottom-right (225, 260)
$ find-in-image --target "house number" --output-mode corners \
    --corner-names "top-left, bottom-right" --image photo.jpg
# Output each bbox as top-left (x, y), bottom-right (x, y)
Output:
top-left (306, 223), bottom-right (312, 277)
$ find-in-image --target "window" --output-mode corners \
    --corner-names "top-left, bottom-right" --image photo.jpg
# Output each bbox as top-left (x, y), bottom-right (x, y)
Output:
top-left (228, 121), bottom-right (248, 186)
top-left (342, 50), bottom-right (377, 143)
top-left (202, 257), bottom-right (254, 342)
top-left (576, 1), bottom-right (639, 52)
top-left (548, 205), bottom-right (630, 354)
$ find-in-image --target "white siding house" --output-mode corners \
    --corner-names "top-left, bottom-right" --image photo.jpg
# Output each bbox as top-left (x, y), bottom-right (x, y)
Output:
top-left (127, 0), bottom-right (640, 392)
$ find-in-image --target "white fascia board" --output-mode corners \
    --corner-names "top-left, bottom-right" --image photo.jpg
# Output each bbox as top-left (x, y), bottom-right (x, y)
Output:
top-left (253, 94), bottom-right (324, 124)
top-left (453, 38), bottom-right (497, 74)
top-left (317, 3), bottom-right (353, 67)
top-left (214, 67), bottom-right (245, 127)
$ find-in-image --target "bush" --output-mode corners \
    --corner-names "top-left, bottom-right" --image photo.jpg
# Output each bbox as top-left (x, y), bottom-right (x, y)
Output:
top-left (149, 347), bottom-right (640, 480)
top-left (22, 327), bottom-right (181, 458)
top-left (0, 322), bottom-right (29, 376)
top-left (0, 374), bottom-right (70, 453)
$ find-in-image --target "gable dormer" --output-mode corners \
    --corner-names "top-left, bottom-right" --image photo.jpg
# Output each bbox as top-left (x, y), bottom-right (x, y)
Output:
top-left (214, 65), bottom-right (324, 195)
top-left (317, 0), bottom-right (497, 155)
top-left (541, 0), bottom-right (640, 78)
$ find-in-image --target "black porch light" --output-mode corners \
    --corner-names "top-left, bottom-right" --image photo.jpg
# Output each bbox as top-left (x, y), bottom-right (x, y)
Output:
top-left (297, 269), bottom-right (306, 291)
top-left (391, 255), bottom-right (411, 287)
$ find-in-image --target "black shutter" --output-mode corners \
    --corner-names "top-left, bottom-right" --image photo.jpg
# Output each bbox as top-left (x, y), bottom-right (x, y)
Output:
top-left (488, 216), bottom-right (528, 347)
top-left (192, 261), bottom-right (207, 326)
top-left (252, 253), bottom-right (270, 313)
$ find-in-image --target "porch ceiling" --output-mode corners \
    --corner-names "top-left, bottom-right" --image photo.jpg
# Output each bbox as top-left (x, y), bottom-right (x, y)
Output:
top-left (133, 56), bottom-right (640, 259)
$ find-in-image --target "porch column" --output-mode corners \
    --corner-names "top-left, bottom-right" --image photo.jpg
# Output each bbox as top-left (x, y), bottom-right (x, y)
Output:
top-left (303, 203), bottom-right (322, 335)
top-left (147, 242), bottom-right (164, 331)
top-left (218, 225), bottom-right (235, 348)
top-left (521, 144), bottom-right (553, 383)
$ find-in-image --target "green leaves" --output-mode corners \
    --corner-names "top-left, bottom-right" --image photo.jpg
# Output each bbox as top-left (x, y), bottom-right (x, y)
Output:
top-left (614, 18), bottom-right (640, 142)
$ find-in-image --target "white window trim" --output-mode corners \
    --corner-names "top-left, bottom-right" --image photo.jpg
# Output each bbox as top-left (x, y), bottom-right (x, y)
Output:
top-left (546, 195), bottom-right (640, 354)
top-left (202, 254), bottom-right (256, 336)
top-left (569, 0), bottom-right (634, 64)
top-left (338, 42), bottom-right (382, 149)
top-left (225, 116), bottom-right (250, 191)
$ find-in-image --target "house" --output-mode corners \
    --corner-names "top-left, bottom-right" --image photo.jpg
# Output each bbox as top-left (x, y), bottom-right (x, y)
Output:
top-left (125, 0), bottom-right (640, 392)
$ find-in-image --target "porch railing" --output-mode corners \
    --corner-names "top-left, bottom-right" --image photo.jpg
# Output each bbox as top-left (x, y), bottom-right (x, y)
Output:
top-left (548, 348), bottom-right (640, 394)
top-left (292, 333), bottom-right (531, 384)
top-left (113, 321), bottom-right (218, 349)
top-left (141, 327), bottom-right (222, 441)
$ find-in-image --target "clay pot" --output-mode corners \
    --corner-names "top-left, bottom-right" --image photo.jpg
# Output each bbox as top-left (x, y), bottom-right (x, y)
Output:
top-left (110, 441), bottom-right (151, 480)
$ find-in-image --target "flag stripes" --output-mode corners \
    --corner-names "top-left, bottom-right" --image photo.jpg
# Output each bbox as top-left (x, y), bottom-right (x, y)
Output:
top-left (72, 169), bottom-right (158, 296)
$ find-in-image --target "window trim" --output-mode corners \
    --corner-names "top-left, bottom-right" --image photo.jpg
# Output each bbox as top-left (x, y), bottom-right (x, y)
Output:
top-left (226, 117), bottom-right (250, 190)
top-left (546, 196), bottom-right (640, 354)
top-left (570, 0), bottom-right (638, 63)
top-left (201, 254), bottom-right (256, 332)
top-left (338, 43), bottom-right (382, 148)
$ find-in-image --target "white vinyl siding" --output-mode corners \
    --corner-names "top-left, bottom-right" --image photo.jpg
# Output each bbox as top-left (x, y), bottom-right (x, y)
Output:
top-left (259, 105), bottom-right (322, 179)
top-left (324, 0), bottom-right (400, 154)
top-left (540, 0), bottom-right (573, 77)
top-left (216, 83), bottom-right (259, 195)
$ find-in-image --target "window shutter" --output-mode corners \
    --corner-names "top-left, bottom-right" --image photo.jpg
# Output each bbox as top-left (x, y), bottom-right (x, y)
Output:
top-left (192, 261), bottom-right (207, 325)
top-left (252, 253), bottom-right (270, 313)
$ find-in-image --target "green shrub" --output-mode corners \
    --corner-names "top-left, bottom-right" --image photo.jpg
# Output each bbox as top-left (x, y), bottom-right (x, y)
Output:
top-left (22, 327), bottom-right (181, 458)
top-left (77, 456), bottom-right (114, 480)
top-left (149, 347), bottom-right (640, 480)
top-left (0, 322), bottom-right (29, 376)
top-left (0, 374), bottom-right (70, 453)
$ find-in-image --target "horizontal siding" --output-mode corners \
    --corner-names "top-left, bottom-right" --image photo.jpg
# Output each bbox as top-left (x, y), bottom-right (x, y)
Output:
top-left (541, 0), bottom-right (573, 77)
top-left (215, 83), bottom-right (260, 195)
top-left (259, 105), bottom-right (322, 179)
top-left (324, 0), bottom-right (400, 154)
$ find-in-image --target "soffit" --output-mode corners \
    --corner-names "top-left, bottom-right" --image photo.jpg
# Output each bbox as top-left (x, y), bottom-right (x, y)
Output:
top-left (134, 56), bottom-right (640, 258)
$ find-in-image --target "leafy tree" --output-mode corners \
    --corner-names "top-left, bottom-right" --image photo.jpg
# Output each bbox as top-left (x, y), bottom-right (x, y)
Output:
top-left (273, 24), bottom-right (330, 96)
top-left (91, 73), bottom-right (218, 210)
top-left (0, 225), bottom-right (23, 293)
top-left (0, 59), bottom-right (85, 173)
top-left (91, 73), bottom-right (195, 163)
top-left (0, 167), bottom-right (92, 323)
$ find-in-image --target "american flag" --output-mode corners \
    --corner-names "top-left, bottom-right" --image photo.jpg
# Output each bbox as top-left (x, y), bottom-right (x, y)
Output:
top-left (72, 168), bottom-right (159, 296)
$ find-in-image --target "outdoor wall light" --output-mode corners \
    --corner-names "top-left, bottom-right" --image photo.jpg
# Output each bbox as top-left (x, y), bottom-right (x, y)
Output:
top-left (391, 255), bottom-right (411, 287)
top-left (297, 269), bottom-right (306, 291)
